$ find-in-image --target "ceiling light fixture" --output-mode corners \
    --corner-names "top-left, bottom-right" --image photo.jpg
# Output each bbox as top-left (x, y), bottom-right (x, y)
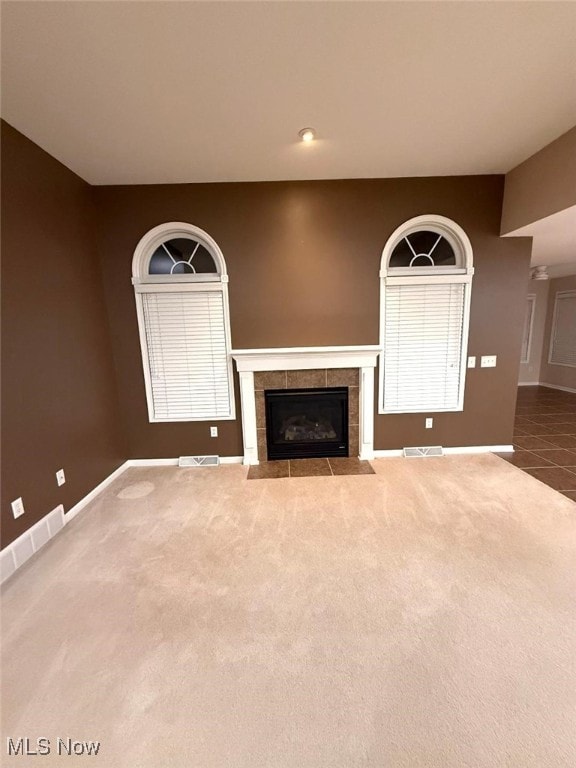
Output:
top-left (530, 265), bottom-right (549, 281)
top-left (298, 127), bottom-right (316, 142)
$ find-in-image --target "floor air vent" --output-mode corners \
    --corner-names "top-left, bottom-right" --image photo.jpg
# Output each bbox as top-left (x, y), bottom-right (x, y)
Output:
top-left (403, 446), bottom-right (444, 458)
top-left (178, 455), bottom-right (220, 467)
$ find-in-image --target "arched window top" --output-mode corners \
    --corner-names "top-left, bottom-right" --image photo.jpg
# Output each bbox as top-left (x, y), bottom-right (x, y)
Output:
top-left (380, 215), bottom-right (473, 277)
top-left (131, 221), bottom-right (234, 422)
top-left (132, 222), bottom-right (228, 284)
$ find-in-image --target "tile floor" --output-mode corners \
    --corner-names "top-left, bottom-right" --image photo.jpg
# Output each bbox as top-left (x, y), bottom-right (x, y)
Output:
top-left (250, 386), bottom-right (575, 493)
top-left (497, 386), bottom-right (576, 502)
top-left (247, 456), bottom-right (375, 479)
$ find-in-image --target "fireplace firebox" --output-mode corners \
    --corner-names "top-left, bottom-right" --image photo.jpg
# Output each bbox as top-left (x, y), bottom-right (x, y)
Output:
top-left (264, 387), bottom-right (349, 460)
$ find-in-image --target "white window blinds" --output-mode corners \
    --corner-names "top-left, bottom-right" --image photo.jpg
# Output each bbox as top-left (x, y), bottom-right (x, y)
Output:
top-left (549, 291), bottom-right (576, 368)
top-left (383, 282), bottom-right (466, 412)
top-left (141, 290), bottom-right (232, 420)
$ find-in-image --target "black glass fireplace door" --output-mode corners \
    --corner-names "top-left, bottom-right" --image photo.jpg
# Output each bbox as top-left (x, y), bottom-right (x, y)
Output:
top-left (265, 387), bottom-right (348, 460)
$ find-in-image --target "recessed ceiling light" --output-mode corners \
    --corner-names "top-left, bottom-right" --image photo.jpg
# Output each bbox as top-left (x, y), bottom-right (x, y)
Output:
top-left (298, 128), bottom-right (316, 142)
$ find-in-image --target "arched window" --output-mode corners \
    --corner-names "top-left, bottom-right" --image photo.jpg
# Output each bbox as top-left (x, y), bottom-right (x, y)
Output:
top-left (132, 222), bottom-right (235, 422)
top-left (379, 215), bottom-right (474, 414)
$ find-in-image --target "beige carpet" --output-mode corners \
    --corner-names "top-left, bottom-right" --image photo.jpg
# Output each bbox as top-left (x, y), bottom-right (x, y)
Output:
top-left (2, 455), bottom-right (575, 767)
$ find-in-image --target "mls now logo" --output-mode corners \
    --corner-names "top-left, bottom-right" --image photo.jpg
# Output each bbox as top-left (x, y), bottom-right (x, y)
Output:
top-left (6, 739), bottom-right (50, 756)
top-left (7, 737), bottom-right (101, 757)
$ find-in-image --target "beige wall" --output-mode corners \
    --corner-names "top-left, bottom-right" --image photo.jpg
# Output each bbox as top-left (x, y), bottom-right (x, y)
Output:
top-left (518, 279), bottom-right (550, 385)
top-left (501, 127), bottom-right (576, 234)
top-left (539, 275), bottom-right (576, 391)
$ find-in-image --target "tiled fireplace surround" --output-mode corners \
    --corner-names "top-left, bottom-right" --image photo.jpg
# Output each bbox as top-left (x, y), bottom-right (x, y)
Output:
top-left (232, 347), bottom-right (380, 465)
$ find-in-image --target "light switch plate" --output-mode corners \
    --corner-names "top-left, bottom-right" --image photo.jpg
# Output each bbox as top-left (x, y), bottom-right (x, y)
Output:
top-left (467, 356), bottom-right (476, 368)
top-left (56, 469), bottom-right (66, 486)
top-left (210, 426), bottom-right (218, 437)
top-left (481, 355), bottom-right (497, 368)
top-left (425, 418), bottom-right (433, 429)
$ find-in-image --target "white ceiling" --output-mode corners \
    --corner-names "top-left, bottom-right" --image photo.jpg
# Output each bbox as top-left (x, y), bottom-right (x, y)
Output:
top-left (508, 205), bottom-right (576, 276)
top-left (2, 1), bottom-right (576, 186)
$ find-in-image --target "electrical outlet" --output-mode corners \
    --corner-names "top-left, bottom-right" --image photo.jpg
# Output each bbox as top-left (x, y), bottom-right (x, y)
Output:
top-left (425, 418), bottom-right (433, 429)
top-left (481, 355), bottom-right (497, 368)
top-left (467, 356), bottom-right (476, 368)
top-left (210, 426), bottom-right (218, 438)
top-left (11, 497), bottom-right (25, 519)
top-left (56, 468), bottom-right (66, 486)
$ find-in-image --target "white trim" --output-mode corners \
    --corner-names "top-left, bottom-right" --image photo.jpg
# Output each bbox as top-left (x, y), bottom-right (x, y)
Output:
top-left (459, 281), bottom-right (473, 408)
top-left (232, 345), bottom-right (380, 372)
top-left (380, 266), bottom-right (468, 279)
top-left (384, 273), bottom-right (473, 286)
top-left (133, 274), bottom-right (227, 286)
top-left (134, 287), bottom-right (157, 423)
top-left (521, 294), bottom-right (536, 365)
top-left (548, 290), bottom-right (576, 368)
top-left (359, 366), bottom-right (375, 460)
top-left (378, 215), bottom-right (474, 416)
top-left (372, 445), bottom-right (514, 458)
top-left (132, 221), bottom-right (227, 281)
top-left (1, 505), bottom-right (65, 585)
top-left (126, 457), bottom-right (244, 466)
top-left (134, 281), bottom-right (225, 293)
top-left (238, 371), bottom-right (258, 465)
top-left (443, 445), bottom-right (514, 454)
top-left (231, 346), bottom-right (378, 464)
top-left (539, 382), bottom-right (576, 394)
top-left (221, 281), bottom-right (236, 420)
top-left (518, 381), bottom-right (576, 393)
top-left (132, 223), bottom-right (236, 423)
top-left (380, 214), bottom-right (474, 276)
top-left (65, 461), bottom-right (130, 522)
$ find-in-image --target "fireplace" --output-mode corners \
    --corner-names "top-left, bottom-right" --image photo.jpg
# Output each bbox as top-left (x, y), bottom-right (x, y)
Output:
top-left (265, 387), bottom-right (349, 460)
top-left (231, 347), bottom-right (379, 464)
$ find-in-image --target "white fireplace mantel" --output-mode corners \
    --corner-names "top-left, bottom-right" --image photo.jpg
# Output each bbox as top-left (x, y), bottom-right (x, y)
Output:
top-left (231, 346), bottom-right (380, 464)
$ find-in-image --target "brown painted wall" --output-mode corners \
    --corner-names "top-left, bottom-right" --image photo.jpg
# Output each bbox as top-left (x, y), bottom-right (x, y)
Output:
top-left (501, 126), bottom-right (576, 234)
top-left (540, 274), bottom-right (576, 390)
top-left (94, 176), bottom-right (531, 457)
top-left (1, 122), bottom-right (125, 548)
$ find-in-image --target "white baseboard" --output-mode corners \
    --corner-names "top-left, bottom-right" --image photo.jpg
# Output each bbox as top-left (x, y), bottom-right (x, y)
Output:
top-left (126, 456), bottom-right (244, 467)
top-left (1, 505), bottom-right (65, 585)
top-left (443, 445), bottom-right (514, 454)
top-left (518, 381), bottom-right (576, 394)
top-left (539, 382), bottom-right (576, 394)
top-left (65, 461), bottom-right (130, 522)
top-left (372, 445), bottom-right (514, 458)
